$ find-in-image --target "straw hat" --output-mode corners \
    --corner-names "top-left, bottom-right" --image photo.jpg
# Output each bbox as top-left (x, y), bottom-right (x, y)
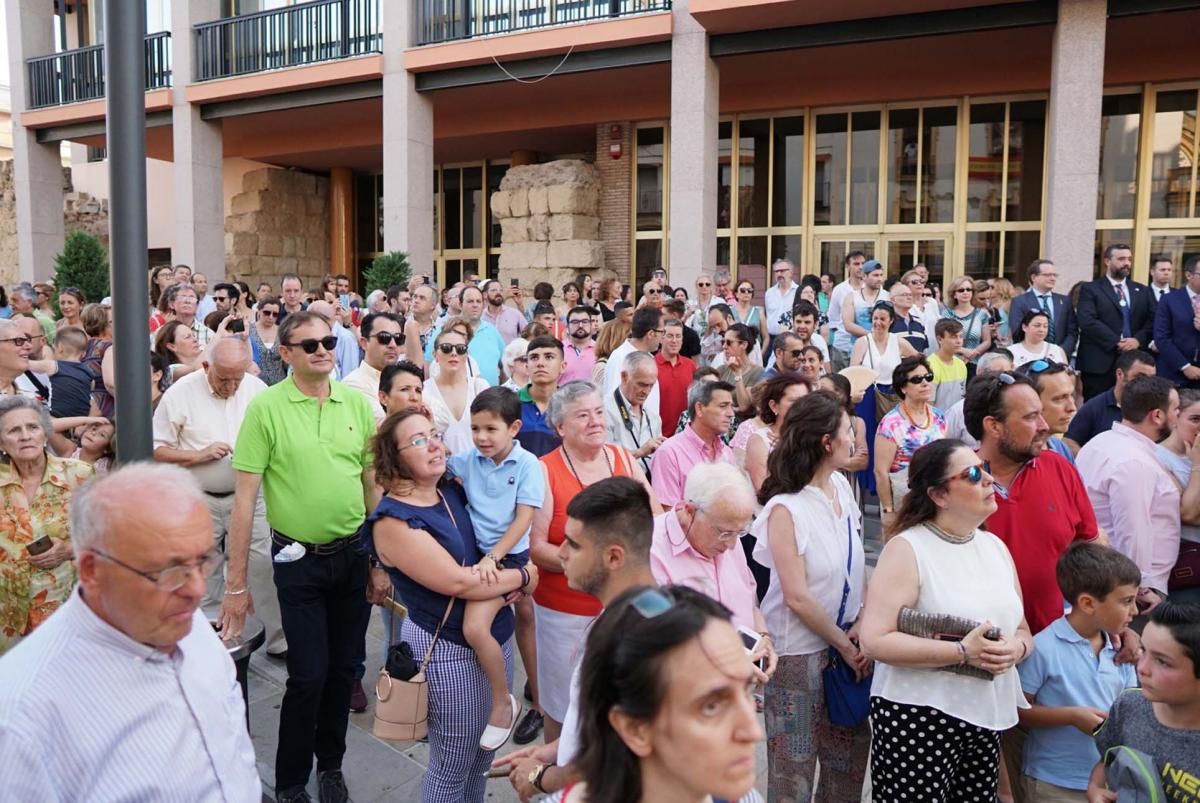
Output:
top-left (838, 365), bottom-right (879, 396)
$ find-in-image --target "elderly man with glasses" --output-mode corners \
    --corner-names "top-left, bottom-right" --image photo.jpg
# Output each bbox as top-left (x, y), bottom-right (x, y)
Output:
top-left (649, 462), bottom-right (775, 643)
top-left (0, 463), bottom-right (261, 801)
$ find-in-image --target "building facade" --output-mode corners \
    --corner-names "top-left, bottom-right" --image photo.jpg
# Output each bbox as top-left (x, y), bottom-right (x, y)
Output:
top-left (5, 0), bottom-right (1199, 297)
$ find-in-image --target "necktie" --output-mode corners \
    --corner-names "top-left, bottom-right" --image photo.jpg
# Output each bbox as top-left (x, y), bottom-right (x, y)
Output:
top-left (1039, 294), bottom-right (1056, 344)
top-left (1115, 284), bottom-right (1131, 339)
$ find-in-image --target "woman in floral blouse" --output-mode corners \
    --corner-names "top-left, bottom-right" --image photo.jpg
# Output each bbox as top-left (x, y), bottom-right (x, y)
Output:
top-left (0, 396), bottom-right (94, 654)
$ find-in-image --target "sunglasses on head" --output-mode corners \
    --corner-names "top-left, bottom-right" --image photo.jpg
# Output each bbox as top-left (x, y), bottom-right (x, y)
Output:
top-left (1024, 359), bottom-right (1069, 376)
top-left (373, 332), bottom-right (404, 346)
top-left (437, 343), bottom-right (469, 356)
top-left (286, 335), bottom-right (338, 354)
top-left (945, 464), bottom-right (985, 485)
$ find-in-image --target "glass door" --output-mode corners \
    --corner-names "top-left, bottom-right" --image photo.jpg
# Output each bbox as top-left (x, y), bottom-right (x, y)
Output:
top-left (881, 236), bottom-right (952, 293)
top-left (811, 236), bottom-right (880, 283)
top-left (1148, 232), bottom-right (1200, 287)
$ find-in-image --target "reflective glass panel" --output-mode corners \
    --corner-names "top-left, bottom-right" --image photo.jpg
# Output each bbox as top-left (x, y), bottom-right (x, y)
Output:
top-left (1002, 230), bottom-right (1041, 285)
top-left (1094, 230), bottom-right (1135, 279)
top-left (922, 106), bottom-right (957, 224)
top-left (967, 103), bottom-right (1006, 223)
top-left (462, 167), bottom-right (483, 250)
top-left (850, 111), bottom-right (880, 225)
top-left (443, 169), bottom-right (461, 250)
top-left (736, 236), bottom-right (768, 291)
top-left (887, 108), bottom-right (920, 224)
top-left (1097, 95), bottom-right (1141, 220)
top-left (814, 114), bottom-right (848, 226)
top-left (717, 122), bottom-right (733, 229)
top-left (636, 127), bottom-right (666, 232)
top-left (738, 119), bottom-right (770, 228)
top-left (1007, 100), bottom-right (1045, 222)
top-left (1150, 90), bottom-right (1198, 219)
top-left (772, 117), bottom-right (805, 227)
top-left (1149, 234), bottom-right (1200, 287)
top-left (965, 231), bottom-right (1001, 278)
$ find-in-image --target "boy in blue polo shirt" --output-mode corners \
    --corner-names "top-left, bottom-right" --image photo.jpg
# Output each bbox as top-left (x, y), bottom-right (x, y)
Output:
top-left (1017, 542), bottom-right (1141, 801)
top-left (447, 386), bottom-right (544, 751)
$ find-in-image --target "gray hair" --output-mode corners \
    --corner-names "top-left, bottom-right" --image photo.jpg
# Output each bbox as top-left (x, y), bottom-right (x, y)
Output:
top-left (0, 395), bottom-right (53, 442)
top-left (203, 335), bottom-right (250, 365)
top-left (684, 462), bottom-right (756, 512)
top-left (713, 271), bottom-right (732, 285)
top-left (9, 283), bottom-right (35, 304)
top-left (978, 350), bottom-right (1015, 376)
top-left (686, 378), bottom-right (734, 417)
top-left (70, 462), bottom-right (206, 557)
top-left (621, 350), bottom-right (656, 377)
top-left (547, 380), bottom-right (599, 429)
top-left (0, 318), bottom-right (23, 337)
top-left (365, 289), bottom-right (387, 308)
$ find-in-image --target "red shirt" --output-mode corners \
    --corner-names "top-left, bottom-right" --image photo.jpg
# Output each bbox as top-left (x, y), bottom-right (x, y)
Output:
top-left (655, 352), bottom-right (695, 436)
top-left (983, 450), bottom-right (1098, 634)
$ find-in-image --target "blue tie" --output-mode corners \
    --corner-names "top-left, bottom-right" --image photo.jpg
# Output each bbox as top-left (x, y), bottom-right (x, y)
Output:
top-left (1115, 284), bottom-right (1131, 339)
top-left (1039, 294), bottom-right (1055, 344)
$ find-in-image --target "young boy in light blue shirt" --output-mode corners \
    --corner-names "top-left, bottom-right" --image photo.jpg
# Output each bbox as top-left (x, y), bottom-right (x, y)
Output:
top-left (447, 386), bottom-right (544, 751)
top-left (1017, 541), bottom-right (1141, 801)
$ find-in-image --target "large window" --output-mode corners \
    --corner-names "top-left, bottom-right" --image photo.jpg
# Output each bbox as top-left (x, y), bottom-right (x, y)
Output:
top-left (635, 126), bottom-right (668, 291)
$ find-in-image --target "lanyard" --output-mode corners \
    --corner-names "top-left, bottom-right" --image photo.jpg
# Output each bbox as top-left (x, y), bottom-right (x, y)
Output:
top-left (613, 389), bottom-right (652, 474)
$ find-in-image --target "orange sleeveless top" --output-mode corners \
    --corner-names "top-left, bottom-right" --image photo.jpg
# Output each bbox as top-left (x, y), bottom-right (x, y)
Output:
top-left (534, 444), bottom-right (633, 616)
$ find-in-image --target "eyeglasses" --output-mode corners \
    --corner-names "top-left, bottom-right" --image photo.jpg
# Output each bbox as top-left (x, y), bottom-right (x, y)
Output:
top-left (630, 587), bottom-right (676, 618)
top-left (567, 318), bottom-right (592, 327)
top-left (653, 328), bottom-right (666, 335)
top-left (696, 509), bottom-right (749, 542)
top-left (372, 332), bottom-right (405, 346)
top-left (398, 431), bottom-right (444, 451)
top-left (0, 336), bottom-right (32, 347)
top-left (437, 343), bottom-right (469, 356)
top-left (285, 336), bottom-right (338, 354)
top-left (91, 548), bottom-right (222, 593)
top-left (944, 465), bottom-right (985, 485)
top-left (905, 373), bottom-right (936, 385)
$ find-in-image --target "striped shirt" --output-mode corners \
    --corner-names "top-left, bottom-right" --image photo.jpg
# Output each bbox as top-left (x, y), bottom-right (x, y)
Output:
top-left (0, 588), bottom-right (261, 802)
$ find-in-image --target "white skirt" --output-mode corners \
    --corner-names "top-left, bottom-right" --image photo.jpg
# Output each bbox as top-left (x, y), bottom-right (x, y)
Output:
top-left (532, 602), bottom-right (593, 722)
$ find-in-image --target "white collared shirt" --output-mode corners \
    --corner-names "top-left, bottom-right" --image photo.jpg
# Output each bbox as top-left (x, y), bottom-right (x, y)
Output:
top-left (343, 360), bottom-right (386, 424)
top-left (763, 281), bottom-right (797, 335)
top-left (0, 590), bottom-right (261, 802)
top-left (152, 367), bottom-right (267, 493)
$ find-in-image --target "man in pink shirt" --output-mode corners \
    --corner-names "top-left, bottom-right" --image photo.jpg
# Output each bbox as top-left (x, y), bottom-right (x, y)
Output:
top-left (558, 306), bottom-right (597, 385)
top-left (650, 380), bottom-right (737, 507)
top-left (482, 280), bottom-right (527, 344)
top-left (1077, 375), bottom-right (1181, 609)
top-left (649, 463), bottom-right (768, 633)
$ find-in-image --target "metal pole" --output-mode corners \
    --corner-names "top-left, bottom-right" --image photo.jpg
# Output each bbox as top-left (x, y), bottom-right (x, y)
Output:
top-left (106, 2), bottom-right (152, 462)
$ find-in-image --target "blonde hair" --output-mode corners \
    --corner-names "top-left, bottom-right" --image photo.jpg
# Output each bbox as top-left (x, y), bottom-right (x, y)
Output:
top-left (992, 277), bottom-right (1015, 306)
top-left (595, 319), bottom-right (631, 361)
top-left (945, 276), bottom-right (975, 307)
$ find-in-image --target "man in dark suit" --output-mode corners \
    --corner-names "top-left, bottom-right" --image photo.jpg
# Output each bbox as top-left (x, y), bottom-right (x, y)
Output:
top-left (1154, 255), bottom-right (1200, 388)
top-left (1076, 243), bottom-right (1155, 400)
top-left (1008, 258), bottom-right (1078, 358)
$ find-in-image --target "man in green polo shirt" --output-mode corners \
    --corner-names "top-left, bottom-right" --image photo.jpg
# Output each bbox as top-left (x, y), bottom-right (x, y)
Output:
top-left (218, 311), bottom-right (381, 803)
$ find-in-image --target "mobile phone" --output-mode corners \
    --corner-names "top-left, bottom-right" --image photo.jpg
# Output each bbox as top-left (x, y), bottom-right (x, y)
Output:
top-left (26, 535), bottom-right (52, 556)
top-left (736, 624), bottom-right (764, 656)
top-left (510, 278), bottom-right (520, 288)
top-left (422, 276), bottom-right (431, 285)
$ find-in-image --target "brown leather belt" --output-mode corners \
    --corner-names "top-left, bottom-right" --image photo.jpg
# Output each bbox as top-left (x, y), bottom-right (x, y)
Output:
top-left (270, 529), bottom-right (360, 557)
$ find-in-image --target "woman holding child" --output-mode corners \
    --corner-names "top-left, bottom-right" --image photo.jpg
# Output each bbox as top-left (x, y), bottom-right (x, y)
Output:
top-left (365, 408), bottom-right (539, 803)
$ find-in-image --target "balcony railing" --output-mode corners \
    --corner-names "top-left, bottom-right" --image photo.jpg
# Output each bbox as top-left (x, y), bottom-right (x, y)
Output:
top-left (417, 0), bottom-right (671, 46)
top-left (25, 32), bottom-right (172, 109)
top-left (194, 0), bottom-right (382, 82)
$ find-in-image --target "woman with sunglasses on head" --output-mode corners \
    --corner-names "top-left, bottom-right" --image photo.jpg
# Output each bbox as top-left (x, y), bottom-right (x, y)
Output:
top-left (543, 584), bottom-right (765, 803)
top-left (718, 323), bottom-right (764, 412)
top-left (944, 276), bottom-right (993, 376)
top-left (1009, 309), bottom-right (1068, 369)
top-left (753, 390), bottom-right (871, 802)
top-left (249, 294), bottom-right (286, 386)
top-left (424, 323), bottom-right (490, 455)
top-left (860, 439), bottom-right (1032, 803)
top-left (366, 408), bottom-right (537, 803)
top-left (731, 280), bottom-right (768, 350)
top-left (875, 356), bottom-right (948, 530)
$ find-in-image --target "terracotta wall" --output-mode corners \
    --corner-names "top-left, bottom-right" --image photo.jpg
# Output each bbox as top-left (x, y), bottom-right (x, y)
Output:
top-left (594, 122), bottom-right (633, 280)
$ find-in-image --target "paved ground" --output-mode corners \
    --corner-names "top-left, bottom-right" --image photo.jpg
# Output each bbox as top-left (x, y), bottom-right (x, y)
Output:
top-left (247, 511), bottom-right (883, 801)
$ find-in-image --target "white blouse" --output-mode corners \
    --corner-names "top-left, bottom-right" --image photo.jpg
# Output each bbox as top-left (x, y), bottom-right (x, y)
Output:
top-left (422, 375), bottom-right (491, 455)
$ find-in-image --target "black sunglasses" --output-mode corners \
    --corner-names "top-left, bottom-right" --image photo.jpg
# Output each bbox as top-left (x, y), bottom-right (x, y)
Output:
top-left (437, 343), bottom-right (469, 356)
top-left (905, 373), bottom-right (936, 385)
top-left (373, 332), bottom-right (405, 346)
top-left (285, 336), bottom-right (338, 354)
top-left (945, 465), bottom-right (985, 485)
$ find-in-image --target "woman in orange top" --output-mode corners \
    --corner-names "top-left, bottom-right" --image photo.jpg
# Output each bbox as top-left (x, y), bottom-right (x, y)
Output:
top-left (529, 381), bottom-right (659, 745)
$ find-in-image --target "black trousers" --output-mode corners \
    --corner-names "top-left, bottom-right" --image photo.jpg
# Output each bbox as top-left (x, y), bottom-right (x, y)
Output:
top-left (272, 541), bottom-right (371, 792)
top-left (1081, 369), bottom-right (1116, 401)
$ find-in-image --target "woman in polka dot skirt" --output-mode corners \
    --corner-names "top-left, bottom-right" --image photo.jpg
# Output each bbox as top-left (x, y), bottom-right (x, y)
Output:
top-left (859, 439), bottom-right (1033, 802)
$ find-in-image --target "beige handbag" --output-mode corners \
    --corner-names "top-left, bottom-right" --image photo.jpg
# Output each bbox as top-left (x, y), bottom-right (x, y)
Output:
top-left (372, 595), bottom-right (454, 743)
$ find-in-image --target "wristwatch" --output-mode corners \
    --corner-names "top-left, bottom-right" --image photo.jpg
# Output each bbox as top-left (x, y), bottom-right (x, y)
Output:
top-left (529, 763), bottom-right (552, 793)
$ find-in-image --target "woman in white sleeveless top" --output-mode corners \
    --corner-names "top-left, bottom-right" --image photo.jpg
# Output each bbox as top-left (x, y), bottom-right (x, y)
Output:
top-left (860, 439), bottom-right (1032, 802)
top-left (422, 326), bottom-right (490, 455)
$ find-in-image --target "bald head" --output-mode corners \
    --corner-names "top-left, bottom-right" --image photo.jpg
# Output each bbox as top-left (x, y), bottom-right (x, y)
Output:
top-left (71, 463), bottom-right (208, 557)
top-left (307, 300), bottom-right (335, 322)
top-left (203, 337), bottom-right (251, 398)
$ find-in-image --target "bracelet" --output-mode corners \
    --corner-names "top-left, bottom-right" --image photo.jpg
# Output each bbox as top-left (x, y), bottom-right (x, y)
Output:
top-left (1017, 639), bottom-right (1029, 661)
top-left (224, 588), bottom-right (247, 596)
top-left (956, 641), bottom-right (967, 665)
top-left (533, 762), bottom-right (553, 794)
top-left (518, 566), bottom-right (531, 590)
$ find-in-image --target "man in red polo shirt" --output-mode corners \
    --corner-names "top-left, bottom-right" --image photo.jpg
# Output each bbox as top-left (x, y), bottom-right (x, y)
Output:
top-left (655, 317), bottom-right (695, 436)
top-left (964, 373), bottom-right (1099, 635)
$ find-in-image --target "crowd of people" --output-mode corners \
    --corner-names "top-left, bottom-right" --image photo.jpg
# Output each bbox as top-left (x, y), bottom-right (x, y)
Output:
top-left (1, 250), bottom-right (1200, 803)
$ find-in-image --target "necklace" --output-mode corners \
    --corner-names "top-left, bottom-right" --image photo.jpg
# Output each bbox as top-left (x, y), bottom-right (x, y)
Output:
top-left (925, 521), bottom-right (975, 544)
top-left (561, 444), bottom-right (613, 488)
top-left (901, 401), bottom-right (931, 429)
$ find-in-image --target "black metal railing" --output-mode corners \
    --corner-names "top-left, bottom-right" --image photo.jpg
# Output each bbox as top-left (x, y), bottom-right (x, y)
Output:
top-left (25, 31), bottom-right (172, 109)
top-left (194, 0), bottom-right (382, 82)
top-left (417, 0), bottom-right (671, 46)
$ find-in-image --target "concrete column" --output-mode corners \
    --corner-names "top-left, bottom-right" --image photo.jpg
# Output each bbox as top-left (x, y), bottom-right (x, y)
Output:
top-left (328, 167), bottom-right (355, 284)
top-left (382, 4), bottom-right (434, 274)
top-left (1043, 0), bottom-right (1107, 288)
top-left (171, 0), bottom-right (225, 277)
top-left (7, 0), bottom-right (65, 282)
top-left (667, 0), bottom-right (718, 293)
